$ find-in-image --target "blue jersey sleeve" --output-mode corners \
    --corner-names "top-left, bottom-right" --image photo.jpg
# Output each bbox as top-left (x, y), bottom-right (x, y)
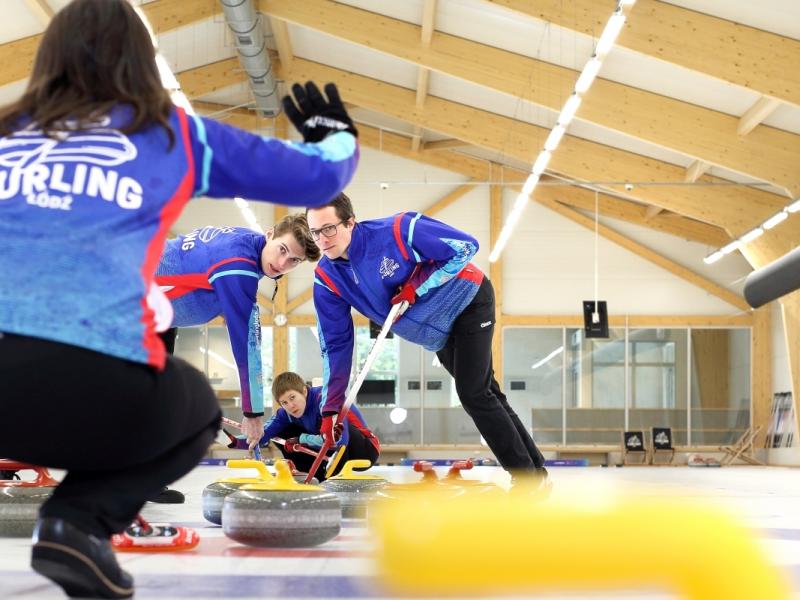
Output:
top-left (259, 408), bottom-right (292, 446)
top-left (313, 272), bottom-right (354, 416)
top-left (210, 259), bottom-right (265, 416)
top-left (402, 212), bottom-right (479, 297)
top-left (187, 115), bottom-right (358, 207)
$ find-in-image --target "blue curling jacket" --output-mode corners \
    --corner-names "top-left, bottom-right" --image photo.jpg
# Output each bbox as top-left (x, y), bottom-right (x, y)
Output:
top-left (156, 227), bottom-right (272, 416)
top-left (230, 386), bottom-right (379, 451)
top-left (0, 105), bottom-right (358, 371)
top-left (313, 212), bottom-right (483, 414)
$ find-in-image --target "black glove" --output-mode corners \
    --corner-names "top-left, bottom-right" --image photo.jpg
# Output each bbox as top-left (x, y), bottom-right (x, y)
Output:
top-left (282, 81), bottom-right (358, 143)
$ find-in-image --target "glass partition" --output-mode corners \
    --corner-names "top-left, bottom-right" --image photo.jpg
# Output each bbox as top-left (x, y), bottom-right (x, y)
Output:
top-left (503, 328), bottom-right (564, 444)
top-left (628, 328), bottom-right (688, 445)
top-left (565, 328), bottom-right (625, 444)
top-left (691, 328), bottom-right (750, 445)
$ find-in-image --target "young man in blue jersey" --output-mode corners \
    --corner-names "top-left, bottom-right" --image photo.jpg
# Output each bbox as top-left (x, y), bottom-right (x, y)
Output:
top-left (225, 371), bottom-right (380, 480)
top-left (306, 194), bottom-right (547, 486)
top-left (0, 0), bottom-right (359, 595)
top-left (149, 214), bottom-right (319, 502)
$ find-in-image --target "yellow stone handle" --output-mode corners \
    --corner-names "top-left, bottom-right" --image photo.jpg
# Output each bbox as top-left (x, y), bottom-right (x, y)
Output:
top-left (225, 459), bottom-right (272, 481)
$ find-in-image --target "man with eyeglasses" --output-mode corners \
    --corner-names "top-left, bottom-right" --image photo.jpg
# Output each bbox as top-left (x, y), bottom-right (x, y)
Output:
top-left (306, 193), bottom-right (549, 488)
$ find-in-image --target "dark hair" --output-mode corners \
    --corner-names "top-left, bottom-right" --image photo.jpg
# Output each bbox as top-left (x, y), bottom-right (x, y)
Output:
top-left (306, 192), bottom-right (355, 223)
top-left (0, 0), bottom-right (175, 146)
top-left (273, 213), bottom-right (321, 262)
top-left (272, 371), bottom-right (306, 403)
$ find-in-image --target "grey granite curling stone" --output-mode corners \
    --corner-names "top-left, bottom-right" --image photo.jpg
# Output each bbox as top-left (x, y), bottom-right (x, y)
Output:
top-left (222, 460), bottom-right (341, 548)
top-left (0, 461), bottom-right (58, 537)
top-left (321, 459), bottom-right (386, 519)
top-left (202, 459), bottom-right (273, 525)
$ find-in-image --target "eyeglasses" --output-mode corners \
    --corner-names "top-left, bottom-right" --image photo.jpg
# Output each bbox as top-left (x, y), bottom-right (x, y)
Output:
top-left (309, 221), bottom-right (345, 241)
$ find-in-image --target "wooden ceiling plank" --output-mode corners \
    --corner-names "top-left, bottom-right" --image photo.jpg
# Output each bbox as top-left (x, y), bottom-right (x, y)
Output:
top-left (193, 100), bottom-right (731, 248)
top-left (0, 0), bottom-right (224, 87)
top-left (259, 0), bottom-right (800, 196)
top-left (488, 0), bottom-right (800, 108)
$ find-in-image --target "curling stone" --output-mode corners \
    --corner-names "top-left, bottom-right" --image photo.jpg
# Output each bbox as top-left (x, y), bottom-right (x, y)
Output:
top-left (0, 460), bottom-right (58, 537)
top-left (222, 459), bottom-right (341, 548)
top-left (286, 459), bottom-right (319, 485)
top-left (201, 459), bottom-right (273, 525)
top-left (376, 461), bottom-right (467, 503)
top-left (321, 459), bottom-right (387, 519)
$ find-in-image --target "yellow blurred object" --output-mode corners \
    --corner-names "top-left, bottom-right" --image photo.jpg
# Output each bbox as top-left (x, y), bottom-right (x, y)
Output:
top-left (326, 459), bottom-right (384, 481)
top-left (240, 459), bottom-right (323, 492)
top-left (370, 488), bottom-right (790, 600)
top-left (219, 459), bottom-right (274, 484)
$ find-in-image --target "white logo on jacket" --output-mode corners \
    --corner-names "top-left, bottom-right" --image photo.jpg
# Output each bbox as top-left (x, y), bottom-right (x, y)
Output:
top-left (0, 117), bottom-right (143, 209)
top-left (379, 257), bottom-right (400, 279)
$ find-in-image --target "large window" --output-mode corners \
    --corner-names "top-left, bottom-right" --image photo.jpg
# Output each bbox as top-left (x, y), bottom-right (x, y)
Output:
top-left (690, 328), bottom-right (750, 445)
top-left (628, 329), bottom-right (688, 445)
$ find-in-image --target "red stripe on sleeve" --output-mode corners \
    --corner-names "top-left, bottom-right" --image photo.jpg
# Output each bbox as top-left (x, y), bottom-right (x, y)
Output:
top-left (139, 108), bottom-right (196, 369)
top-left (392, 212), bottom-right (409, 261)
top-left (315, 266), bottom-right (342, 297)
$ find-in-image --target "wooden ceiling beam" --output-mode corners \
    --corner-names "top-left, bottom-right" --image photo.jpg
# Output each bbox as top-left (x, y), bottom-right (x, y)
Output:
top-left (192, 100), bottom-right (731, 248)
top-left (685, 160), bottom-right (710, 183)
top-left (259, 0), bottom-right (800, 197)
top-left (738, 96), bottom-right (782, 137)
top-left (25, 0), bottom-right (53, 25)
top-left (258, 55), bottom-right (785, 233)
top-left (0, 0), bottom-right (224, 87)
top-left (488, 0), bottom-right (800, 109)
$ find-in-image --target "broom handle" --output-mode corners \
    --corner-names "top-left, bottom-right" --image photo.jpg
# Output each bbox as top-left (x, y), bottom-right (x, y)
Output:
top-left (303, 301), bottom-right (407, 483)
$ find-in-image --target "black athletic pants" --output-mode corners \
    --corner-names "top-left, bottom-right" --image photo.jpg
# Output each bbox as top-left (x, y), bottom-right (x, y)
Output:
top-left (436, 277), bottom-right (546, 472)
top-left (275, 421), bottom-right (380, 481)
top-left (0, 333), bottom-right (220, 538)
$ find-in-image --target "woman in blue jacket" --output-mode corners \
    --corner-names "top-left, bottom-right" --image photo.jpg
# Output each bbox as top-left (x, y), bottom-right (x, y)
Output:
top-left (0, 0), bottom-right (358, 597)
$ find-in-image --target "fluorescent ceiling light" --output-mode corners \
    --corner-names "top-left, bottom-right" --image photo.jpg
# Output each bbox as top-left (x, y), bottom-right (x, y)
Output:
top-left (532, 346), bottom-right (564, 369)
top-left (762, 211), bottom-right (788, 230)
top-left (720, 240), bottom-right (741, 255)
top-left (703, 250), bottom-right (724, 265)
top-left (740, 227), bottom-right (764, 244)
top-left (544, 125), bottom-right (566, 152)
top-left (521, 174), bottom-right (539, 196)
top-left (786, 198), bottom-right (800, 213)
top-left (575, 57), bottom-right (602, 94)
top-left (595, 13), bottom-right (626, 56)
top-left (532, 151), bottom-right (552, 176)
top-left (560, 94), bottom-right (582, 125)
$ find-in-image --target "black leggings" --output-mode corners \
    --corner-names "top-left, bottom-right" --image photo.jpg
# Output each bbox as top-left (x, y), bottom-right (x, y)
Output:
top-left (275, 421), bottom-right (379, 481)
top-left (436, 278), bottom-right (545, 472)
top-left (0, 333), bottom-right (220, 537)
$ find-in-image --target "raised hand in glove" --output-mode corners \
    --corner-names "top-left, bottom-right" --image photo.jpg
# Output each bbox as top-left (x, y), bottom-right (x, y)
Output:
top-left (282, 81), bottom-right (358, 143)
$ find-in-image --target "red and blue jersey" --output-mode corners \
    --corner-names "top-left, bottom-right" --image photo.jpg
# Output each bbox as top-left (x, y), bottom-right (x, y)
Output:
top-left (156, 227), bottom-right (270, 416)
top-left (0, 105), bottom-right (358, 371)
top-left (313, 212), bottom-right (483, 414)
top-left (229, 386), bottom-right (379, 451)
